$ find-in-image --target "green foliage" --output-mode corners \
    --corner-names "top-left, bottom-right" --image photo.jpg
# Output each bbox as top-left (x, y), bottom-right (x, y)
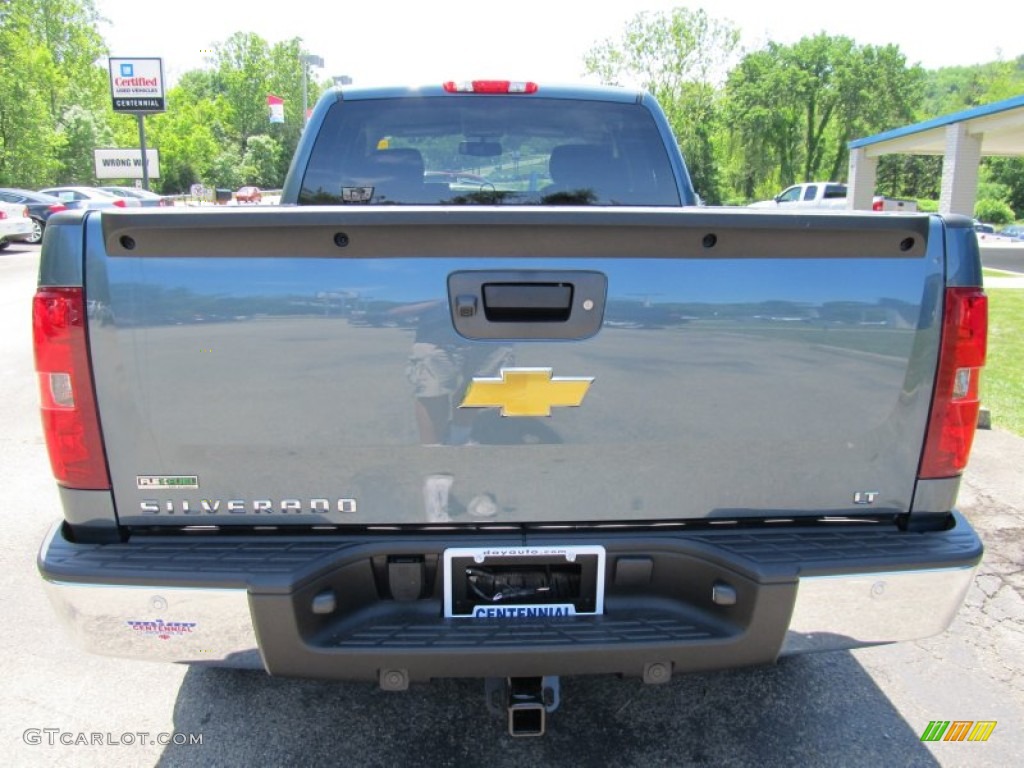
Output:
top-left (584, 8), bottom-right (740, 203)
top-left (923, 56), bottom-right (1024, 115)
top-left (0, 0), bottom-right (109, 187)
top-left (974, 198), bottom-right (1015, 225)
top-left (56, 104), bottom-right (114, 184)
top-left (976, 172), bottom-right (1011, 204)
top-left (982, 288), bottom-right (1024, 436)
top-left (916, 199), bottom-right (939, 213)
top-left (241, 134), bottom-right (283, 186)
top-left (207, 150), bottom-right (246, 191)
top-left (984, 157), bottom-right (1024, 215)
top-left (726, 35), bottom-right (923, 197)
top-left (877, 155), bottom-right (942, 199)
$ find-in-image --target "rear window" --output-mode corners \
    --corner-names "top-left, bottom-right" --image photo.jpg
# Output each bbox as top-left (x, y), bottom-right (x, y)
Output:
top-left (298, 96), bottom-right (681, 206)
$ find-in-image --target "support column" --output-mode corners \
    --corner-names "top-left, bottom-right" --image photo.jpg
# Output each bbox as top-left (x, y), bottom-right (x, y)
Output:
top-left (847, 147), bottom-right (877, 210)
top-left (939, 122), bottom-right (982, 217)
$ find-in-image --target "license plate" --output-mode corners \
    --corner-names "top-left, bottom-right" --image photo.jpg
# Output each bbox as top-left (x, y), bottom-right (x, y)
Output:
top-left (443, 545), bottom-right (606, 619)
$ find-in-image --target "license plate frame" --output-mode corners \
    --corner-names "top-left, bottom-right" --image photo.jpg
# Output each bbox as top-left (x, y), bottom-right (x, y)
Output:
top-left (442, 545), bottom-right (606, 619)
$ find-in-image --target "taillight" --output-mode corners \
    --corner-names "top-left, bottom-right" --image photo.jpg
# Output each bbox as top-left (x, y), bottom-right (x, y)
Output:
top-left (48, 203), bottom-right (68, 214)
top-left (919, 287), bottom-right (987, 478)
top-left (872, 198), bottom-right (883, 211)
top-left (22, 207), bottom-right (30, 218)
top-left (443, 80), bottom-right (538, 94)
top-left (32, 288), bottom-right (110, 489)
top-left (0, 210), bottom-right (6, 220)
top-left (112, 198), bottom-right (127, 208)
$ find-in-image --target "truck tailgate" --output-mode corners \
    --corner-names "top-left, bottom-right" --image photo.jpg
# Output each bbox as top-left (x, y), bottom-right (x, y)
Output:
top-left (87, 207), bottom-right (940, 528)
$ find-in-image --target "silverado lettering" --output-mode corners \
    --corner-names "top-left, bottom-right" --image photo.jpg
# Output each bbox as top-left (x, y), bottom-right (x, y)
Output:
top-left (139, 499), bottom-right (357, 514)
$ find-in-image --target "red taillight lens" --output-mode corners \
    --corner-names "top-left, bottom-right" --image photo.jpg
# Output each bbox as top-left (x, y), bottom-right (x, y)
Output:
top-left (0, 211), bottom-right (6, 220)
top-left (48, 203), bottom-right (68, 214)
top-left (22, 207), bottom-right (30, 218)
top-left (919, 287), bottom-right (987, 479)
top-left (32, 288), bottom-right (110, 489)
top-left (872, 198), bottom-right (883, 211)
top-left (112, 198), bottom-right (127, 208)
top-left (443, 80), bottom-right (538, 94)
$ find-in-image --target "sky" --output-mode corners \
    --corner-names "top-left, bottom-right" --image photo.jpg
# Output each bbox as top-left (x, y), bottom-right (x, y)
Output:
top-left (93, 0), bottom-right (1024, 89)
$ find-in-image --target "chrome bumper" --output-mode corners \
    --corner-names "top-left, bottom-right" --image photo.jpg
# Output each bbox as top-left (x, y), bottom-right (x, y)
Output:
top-left (39, 521), bottom-right (980, 671)
top-left (781, 565), bottom-right (977, 654)
top-left (42, 578), bottom-right (263, 668)
top-left (39, 525), bottom-right (262, 669)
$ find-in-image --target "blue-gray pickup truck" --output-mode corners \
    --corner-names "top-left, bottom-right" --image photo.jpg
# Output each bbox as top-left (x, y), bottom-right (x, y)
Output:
top-left (35, 81), bottom-right (987, 736)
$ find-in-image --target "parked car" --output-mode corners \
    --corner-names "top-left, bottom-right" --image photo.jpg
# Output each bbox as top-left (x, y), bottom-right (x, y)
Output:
top-left (0, 200), bottom-right (35, 250)
top-left (98, 186), bottom-right (173, 208)
top-left (38, 186), bottom-right (140, 210)
top-left (996, 224), bottom-right (1024, 241)
top-left (972, 220), bottom-right (995, 234)
top-left (0, 188), bottom-right (68, 244)
top-left (750, 182), bottom-right (917, 212)
top-left (235, 186), bottom-right (262, 203)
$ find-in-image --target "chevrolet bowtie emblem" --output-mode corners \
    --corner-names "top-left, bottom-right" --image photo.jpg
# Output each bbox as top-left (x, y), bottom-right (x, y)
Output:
top-left (459, 368), bottom-right (594, 417)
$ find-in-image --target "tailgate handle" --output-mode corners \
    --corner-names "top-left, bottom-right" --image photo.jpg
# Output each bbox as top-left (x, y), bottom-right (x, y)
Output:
top-left (449, 270), bottom-right (606, 340)
top-left (482, 283), bottom-right (573, 322)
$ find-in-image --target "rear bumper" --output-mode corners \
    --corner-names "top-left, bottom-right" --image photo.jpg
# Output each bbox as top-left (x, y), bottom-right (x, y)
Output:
top-left (1, 219), bottom-right (35, 241)
top-left (39, 514), bottom-right (982, 681)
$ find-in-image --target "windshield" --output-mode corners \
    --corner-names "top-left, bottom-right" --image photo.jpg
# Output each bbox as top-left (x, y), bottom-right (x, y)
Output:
top-left (298, 96), bottom-right (681, 206)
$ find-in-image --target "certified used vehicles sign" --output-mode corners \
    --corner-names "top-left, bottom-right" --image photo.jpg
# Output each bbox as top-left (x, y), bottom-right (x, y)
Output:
top-left (109, 57), bottom-right (166, 113)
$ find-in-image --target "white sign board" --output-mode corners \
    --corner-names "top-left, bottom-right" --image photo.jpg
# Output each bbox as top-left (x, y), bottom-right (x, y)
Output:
top-left (109, 57), bottom-right (166, 113)
top-left (94, 149), bottom-right (161, 179)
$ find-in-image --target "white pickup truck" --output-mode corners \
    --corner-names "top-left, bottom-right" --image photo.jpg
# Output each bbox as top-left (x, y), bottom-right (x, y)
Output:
top-left (751, 182), bottom-right (918, 212)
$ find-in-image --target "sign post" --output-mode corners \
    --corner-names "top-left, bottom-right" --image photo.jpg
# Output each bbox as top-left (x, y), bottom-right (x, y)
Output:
top-left (108, 57), bottom-right (166, 191)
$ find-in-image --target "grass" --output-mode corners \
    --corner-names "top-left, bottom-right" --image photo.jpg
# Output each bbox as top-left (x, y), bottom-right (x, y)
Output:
top-left (984, 268), bottom-right (1022, 278)
top-left (982, 287), bottom-right (1024, 436)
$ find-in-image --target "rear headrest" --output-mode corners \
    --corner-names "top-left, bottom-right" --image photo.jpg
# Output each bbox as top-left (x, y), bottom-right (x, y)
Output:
top-left (549, 144), bottom-right (611, 188)
top-left (369, 148), bottom-right (425, 183)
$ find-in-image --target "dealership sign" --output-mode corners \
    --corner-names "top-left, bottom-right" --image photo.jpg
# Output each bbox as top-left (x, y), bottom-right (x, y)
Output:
top-left (94, 149), bottom-right (161, 179)
top-left (109, 57), bottom-right (166, 113)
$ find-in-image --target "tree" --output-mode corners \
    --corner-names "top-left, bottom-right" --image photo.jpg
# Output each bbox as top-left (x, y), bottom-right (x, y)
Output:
top-left (143, 33), bottom-right (321, 192)
top-left (726, 35), bottom-right (923, 198)
top-left (0, 0), bottom-right (110, 187)
top-left (139, 85), bottom-right (230, 193)
top-left (584, 8), bottom-right (740, 203)
top-left (241, 134), bottom-right (283, 186)
top-left (56, 104), bottom-right (114, 184)
top-left (212, 32), bottom-right (273, 151)
top-left (985, 158), bottom-right (1024, 219)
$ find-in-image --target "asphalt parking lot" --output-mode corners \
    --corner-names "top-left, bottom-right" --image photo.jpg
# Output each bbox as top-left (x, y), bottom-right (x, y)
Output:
top-left (1, 240), bottom-right (1021, 767)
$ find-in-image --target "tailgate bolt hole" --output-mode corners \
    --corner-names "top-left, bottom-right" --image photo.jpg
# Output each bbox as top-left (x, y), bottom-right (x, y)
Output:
top-left (380, 669), bottom-right (409, 691)
top-left (643, 662), bottom-right (673, 685)
top-left (333, 232), bottom-right (349, 247)
top-left (702, 233), bottom-right (717, 248)
top-left (899, 237), bottom-right (915, 252)
top-left (119, 235), bottom-right (136, 250)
